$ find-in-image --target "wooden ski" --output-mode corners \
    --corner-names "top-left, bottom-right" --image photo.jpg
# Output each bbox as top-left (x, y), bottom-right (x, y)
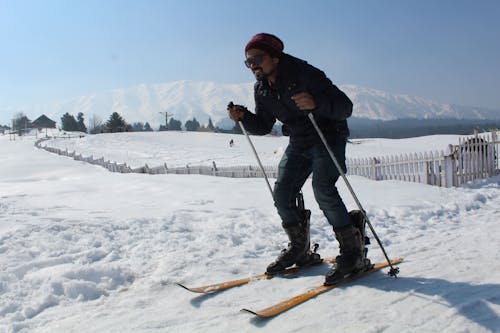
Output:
top-left (242, 257), bottom-right (404, 318)
top-left (177, 257), bottom-right (336, 294)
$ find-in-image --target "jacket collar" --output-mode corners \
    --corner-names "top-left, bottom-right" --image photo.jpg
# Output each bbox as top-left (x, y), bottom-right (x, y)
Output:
top-left (256, 53), bottom-right (298, 96)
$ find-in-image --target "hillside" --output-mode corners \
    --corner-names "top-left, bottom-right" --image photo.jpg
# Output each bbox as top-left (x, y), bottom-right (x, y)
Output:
top-left (7, 81), bottom-right (500, 130)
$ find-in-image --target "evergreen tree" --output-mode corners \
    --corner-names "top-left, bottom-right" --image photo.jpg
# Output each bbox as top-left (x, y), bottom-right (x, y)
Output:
top-left (144, 122), bottom-right (153, 131)
top-left (77, 112), bottom-right (87, 133)
top-left (106, 112), bottom-right (127, 132)
top-left (207, 118), bottom-right (215, 131)
top-left (61, 113), bottom-right (79, 131)
top-left (167, 117), bottom-right (182, 131)
top-left (132, 122), bottom-right (144, 132)
top-left (185, 117), bottom-right (200, 131)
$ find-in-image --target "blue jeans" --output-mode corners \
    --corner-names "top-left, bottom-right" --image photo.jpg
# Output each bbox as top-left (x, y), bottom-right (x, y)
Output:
top-left (274, 140), bottom-right (350, 228)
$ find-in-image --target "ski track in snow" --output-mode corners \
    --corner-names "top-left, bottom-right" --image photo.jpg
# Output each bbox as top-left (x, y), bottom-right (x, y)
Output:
top-left (0, 131), bottom-right (499, 333)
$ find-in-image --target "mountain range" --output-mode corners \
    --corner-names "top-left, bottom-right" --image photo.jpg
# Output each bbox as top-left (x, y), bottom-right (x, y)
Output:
top-left (14, 81), bottom-right (500, 129)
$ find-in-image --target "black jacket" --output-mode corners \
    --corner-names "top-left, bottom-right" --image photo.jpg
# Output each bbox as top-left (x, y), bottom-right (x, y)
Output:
top-left (242, 53), bottom-right (352, 148)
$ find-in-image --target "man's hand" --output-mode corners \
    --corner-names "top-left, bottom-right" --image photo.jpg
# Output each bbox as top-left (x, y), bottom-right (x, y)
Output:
top-left (227, 101), bottom-right (246, 121)
top-left (291, 92), bottom-right (316, 111)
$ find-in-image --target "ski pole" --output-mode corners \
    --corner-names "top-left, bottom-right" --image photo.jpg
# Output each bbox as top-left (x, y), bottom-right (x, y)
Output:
top-left (307, 112), bottom-right (399, 277)
top-left (238, 120), bottom-right (274, 199)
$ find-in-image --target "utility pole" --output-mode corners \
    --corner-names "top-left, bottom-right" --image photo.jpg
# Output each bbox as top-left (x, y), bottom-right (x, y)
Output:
top-left (10, 119), bottom-right (15, 141)
top-left (159, 111), bottom-right (173, 131)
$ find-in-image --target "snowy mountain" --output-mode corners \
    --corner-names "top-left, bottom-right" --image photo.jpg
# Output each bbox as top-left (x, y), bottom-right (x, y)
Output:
top-left (342, 84), bottom-right (500, 121)
top-left (15, 81), bottom-right (500, 129)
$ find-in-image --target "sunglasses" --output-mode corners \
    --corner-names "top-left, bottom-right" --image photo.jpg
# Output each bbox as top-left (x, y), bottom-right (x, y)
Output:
top-left (244, 54), bottom-right (268, 68)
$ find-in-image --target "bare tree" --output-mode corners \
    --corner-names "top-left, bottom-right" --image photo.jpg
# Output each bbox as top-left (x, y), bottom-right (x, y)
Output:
top-left (88, 114), bottom-right (103, 134)
top-left (12, 112), bottom-right (31, 136)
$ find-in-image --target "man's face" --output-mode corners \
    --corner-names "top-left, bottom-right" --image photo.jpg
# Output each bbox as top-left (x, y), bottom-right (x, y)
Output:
top-left (245, 49), bottom-right (279, 81)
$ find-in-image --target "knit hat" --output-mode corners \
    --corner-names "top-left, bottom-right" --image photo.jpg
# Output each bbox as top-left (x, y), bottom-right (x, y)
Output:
top-left (245, 33), bottom-right (284, 58)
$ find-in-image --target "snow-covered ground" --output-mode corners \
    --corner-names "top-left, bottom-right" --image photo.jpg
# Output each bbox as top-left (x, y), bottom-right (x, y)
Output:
top-left (43, 131), bottom-right (461, 168)
top-left (1, 131), bottom-right (499, 333)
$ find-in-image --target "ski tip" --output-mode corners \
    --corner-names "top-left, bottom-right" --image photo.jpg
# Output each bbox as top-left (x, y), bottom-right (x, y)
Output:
top-left (241, 308), bottom-right (276, 318)
top-left (175, 282), bottom-right (211, 293)
top-left (241, 308), bottom-right (259, 316)
top-left (176, 282), bottom-right (191, 291)
top-left (390, 257), bottom-right (404, 267)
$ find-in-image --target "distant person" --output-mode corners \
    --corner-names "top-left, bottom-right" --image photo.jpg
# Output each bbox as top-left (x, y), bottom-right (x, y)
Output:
top-left (227, 33), bottom-right (369, 284)
top-left (229, 139), bottom-right (234, 147)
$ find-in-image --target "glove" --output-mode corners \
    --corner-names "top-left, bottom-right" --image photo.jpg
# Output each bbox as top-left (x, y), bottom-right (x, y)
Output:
top-left (227, 101), bottom-right (247, 121)
top-left (291, 92), bottom-right (316, 111)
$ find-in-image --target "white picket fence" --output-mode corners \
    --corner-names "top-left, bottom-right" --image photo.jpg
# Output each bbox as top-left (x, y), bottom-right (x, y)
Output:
top-left (35, 138), bottom-right (278, 178)
top-left (346, 131), bottom-right (499, 187)
top-left (347, 151), bottom-right (449, 186)
top-left (35, 131), bottom-right (499, 188)
top-left (454, 132), bottom-right (499, 186)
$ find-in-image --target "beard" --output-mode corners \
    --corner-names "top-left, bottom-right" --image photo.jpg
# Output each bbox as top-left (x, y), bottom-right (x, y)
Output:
top-left (252, 67), bottom-right (266, 81)
top-left (252, 65), bottom-right (277, 83)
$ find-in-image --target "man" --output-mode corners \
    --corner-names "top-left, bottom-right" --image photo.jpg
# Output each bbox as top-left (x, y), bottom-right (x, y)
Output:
top-left (228, 33), bottom-right (368, 285)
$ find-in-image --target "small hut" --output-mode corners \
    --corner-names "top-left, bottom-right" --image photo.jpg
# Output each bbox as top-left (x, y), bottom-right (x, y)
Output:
top-left (31, 114), bottom-right (56, 129)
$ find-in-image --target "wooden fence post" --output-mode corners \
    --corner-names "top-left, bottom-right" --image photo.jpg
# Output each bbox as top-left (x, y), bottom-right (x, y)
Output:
top-left (443, 153), bottom-right (454, 188)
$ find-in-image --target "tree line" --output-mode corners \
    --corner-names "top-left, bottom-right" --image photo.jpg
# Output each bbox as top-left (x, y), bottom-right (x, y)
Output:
top-left (61, 112), bottom-right (244, 134)
top-left (2, 111), bottom-right (246, 135)
top-left (3, 112), bottom-right (498, 138)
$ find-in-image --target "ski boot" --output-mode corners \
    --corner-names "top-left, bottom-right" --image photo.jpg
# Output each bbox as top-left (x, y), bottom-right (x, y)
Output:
top-left (324, 210), bottom-right (372, 285)
top-left (266, 209), bottom-right (322, 275)
top-left (348, 210), bottom-right (371, 259)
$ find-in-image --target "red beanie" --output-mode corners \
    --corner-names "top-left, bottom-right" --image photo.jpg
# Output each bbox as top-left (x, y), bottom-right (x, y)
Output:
top-left (245, 33), bottom-right (284, 58)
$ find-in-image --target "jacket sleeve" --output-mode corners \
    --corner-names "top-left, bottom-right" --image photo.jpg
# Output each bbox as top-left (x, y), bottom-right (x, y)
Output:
top-left (304, 66), bottom-right (353, 121)
top-left (241, 90), bottom-right (276, 135)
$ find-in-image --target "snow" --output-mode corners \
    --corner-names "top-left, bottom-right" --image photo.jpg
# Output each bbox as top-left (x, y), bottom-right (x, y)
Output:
top-left (43, 131), bottom-right (460, 169)
top-left (1, 131), bottom-right (499, 333)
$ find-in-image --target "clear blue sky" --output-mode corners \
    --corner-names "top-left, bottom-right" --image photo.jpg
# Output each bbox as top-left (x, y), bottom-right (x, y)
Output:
top-left (1, 0), bottom-right (500, 124)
